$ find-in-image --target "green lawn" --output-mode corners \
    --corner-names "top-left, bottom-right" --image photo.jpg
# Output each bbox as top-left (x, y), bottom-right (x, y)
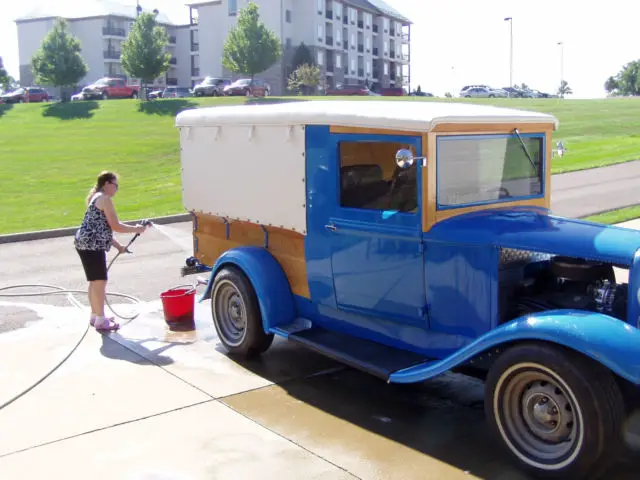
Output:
top-left (0, 96), bottom-right (639, 235)
top-left (582, 205), bottom-right (640, 225)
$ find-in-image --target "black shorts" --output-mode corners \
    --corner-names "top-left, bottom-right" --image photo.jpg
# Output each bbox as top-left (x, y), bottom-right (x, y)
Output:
top-left (76, 248), bottom-right (108, 281)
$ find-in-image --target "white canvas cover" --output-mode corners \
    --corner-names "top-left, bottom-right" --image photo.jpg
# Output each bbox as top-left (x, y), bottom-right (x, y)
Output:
top-left (179, 123), bottom-right (308, 234)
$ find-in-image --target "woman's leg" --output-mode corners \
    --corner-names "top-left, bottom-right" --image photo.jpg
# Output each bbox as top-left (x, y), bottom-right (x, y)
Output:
top-left (89, 280), bottom-right (106, 317)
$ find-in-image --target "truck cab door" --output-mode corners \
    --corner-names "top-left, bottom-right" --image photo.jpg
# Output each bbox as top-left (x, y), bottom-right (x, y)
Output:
top-left (322, 133), bottom-right (427, 327)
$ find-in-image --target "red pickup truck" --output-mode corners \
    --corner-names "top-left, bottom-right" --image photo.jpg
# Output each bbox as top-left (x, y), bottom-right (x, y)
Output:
top-left (81, 77), bottom-right (139, 100)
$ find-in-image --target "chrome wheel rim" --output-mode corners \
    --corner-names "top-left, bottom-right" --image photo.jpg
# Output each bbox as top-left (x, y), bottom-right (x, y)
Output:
top-left (213, 280), bottom-right (247, 347)
top-left (494, 363), bottom-right (584, 470)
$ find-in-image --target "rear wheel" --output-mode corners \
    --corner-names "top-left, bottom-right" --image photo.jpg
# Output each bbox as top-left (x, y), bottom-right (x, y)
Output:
top-left (210, 267), bottom-right (273, 356)
top-left (485, 343), bottom-right (625, 479)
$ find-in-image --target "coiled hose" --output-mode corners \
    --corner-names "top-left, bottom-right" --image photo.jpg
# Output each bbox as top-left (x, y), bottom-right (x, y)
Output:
top-left (0, 248), bottom-right (142, 411)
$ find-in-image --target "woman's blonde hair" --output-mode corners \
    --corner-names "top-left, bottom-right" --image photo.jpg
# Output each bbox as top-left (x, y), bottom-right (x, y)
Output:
top-left (87, 171), bottom-right (118, 204)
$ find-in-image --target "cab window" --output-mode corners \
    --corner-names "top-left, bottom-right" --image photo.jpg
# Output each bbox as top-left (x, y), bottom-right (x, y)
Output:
top-left (338, 141), bottom-right (418, 213)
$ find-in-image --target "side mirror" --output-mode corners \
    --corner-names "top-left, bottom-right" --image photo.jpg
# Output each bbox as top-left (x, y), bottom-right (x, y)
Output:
top-left (395, 149), bottom-right (425, 169)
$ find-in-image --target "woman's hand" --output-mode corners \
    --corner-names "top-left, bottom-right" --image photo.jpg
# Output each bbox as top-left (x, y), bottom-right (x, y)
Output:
top-left (116, 244), bottom-right (128, 254)
top-left (134, 224), bottom-right (147, 234)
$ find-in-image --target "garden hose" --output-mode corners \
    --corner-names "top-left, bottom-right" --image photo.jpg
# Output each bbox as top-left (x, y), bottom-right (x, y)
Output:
top-left (0, 232), bottom-right (147, 412)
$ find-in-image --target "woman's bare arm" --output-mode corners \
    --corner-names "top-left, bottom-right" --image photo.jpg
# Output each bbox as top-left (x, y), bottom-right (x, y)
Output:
top-left (97, 195), bottom-right (143, 234)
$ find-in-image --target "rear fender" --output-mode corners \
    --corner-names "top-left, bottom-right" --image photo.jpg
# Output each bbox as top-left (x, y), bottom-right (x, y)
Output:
top-left (200, 247), bottom-right (296, 332)
top-left (389, 310), bottom-right (640, 385)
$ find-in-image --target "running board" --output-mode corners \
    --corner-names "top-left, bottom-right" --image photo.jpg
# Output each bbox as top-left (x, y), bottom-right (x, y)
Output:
top-left (287, 327), bottom-right (433, 381)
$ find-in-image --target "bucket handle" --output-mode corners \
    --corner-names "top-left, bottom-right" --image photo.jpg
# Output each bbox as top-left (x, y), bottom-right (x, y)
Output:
top-left (162, 284), bottom-right (197, 296)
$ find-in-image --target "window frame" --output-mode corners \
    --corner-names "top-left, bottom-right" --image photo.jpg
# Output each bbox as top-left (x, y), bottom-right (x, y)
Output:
top-left (435, 132), bottom-right (546, 211)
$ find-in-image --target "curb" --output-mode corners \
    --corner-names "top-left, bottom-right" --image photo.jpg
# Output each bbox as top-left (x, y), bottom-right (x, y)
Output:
top-left (0, 213), bottom-right (192, 245)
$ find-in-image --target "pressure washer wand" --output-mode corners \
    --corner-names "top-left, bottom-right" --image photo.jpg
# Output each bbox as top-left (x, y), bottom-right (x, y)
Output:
top-left (126, 219), bottom-right (153, 251)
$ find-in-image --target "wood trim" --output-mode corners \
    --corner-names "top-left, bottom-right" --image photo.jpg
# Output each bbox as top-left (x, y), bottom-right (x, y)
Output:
top-left (193, 214), bottom-right (310, 299)
top-left (330, 125), bottom-right (423, 136)
top-left (431, 123), bottom-right (555, 134)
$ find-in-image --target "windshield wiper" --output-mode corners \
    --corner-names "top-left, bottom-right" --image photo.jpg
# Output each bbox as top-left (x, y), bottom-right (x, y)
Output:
top-left (512, 128), bottom-right (539, 177)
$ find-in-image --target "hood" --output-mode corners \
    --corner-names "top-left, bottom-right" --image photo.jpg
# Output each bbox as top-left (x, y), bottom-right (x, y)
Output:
top-left (426, 207), bottom-right (640, 266)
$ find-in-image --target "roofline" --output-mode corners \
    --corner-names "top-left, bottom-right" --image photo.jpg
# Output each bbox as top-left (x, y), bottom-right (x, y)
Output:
top-left (341, 0), bottom-right (412, 25)
top-left (15, 13), bottom-right (175, 26)
top-left (185, 0), bottom-right (220, 7)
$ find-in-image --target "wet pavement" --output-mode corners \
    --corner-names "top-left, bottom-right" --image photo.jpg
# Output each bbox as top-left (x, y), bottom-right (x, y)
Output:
top-left (0, 222), bottom-right (639, 479)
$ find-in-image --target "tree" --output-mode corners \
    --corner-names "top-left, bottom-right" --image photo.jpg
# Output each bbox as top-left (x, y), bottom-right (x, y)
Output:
top-left (291, 43), bottom-right (314, 71)
top-left (557, 80), bottom-right (572, 98)
top-left (0, 56), bottom-right (8, 89)
top-left (222, 2), bottom-right (281, 82)
top-left (605, 60), bottom-right (640, 96)
top-left (30, 19), bottom-right (88, 100)
top-left (287, 63), bottom-right (321, 95)
top-left (416, 84), bottom-right (422, 95)
top-left (121, 12), bottom-right (171, 98)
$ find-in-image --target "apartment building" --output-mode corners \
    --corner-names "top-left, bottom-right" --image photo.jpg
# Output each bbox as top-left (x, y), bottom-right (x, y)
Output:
top-left (187, 0), bottom-right (412, 94)
top-left (14, 1), bottom-right (191, 92)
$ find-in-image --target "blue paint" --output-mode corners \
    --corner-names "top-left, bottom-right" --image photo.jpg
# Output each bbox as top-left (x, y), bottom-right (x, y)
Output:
top-left (388, 310), bottom-right (640, 385)
top-left (201, 247), bottom-right (296, 332)
top-left (629, 250), bottom-right (640, 329)
top-left (425, 207), bottom-right (640, 267)
top-left (305, 126), bottom-right (427, 326)
top-left (435, 133), bottom-right (546, 210)
top-left (423, 242), bottom-right (499, 337)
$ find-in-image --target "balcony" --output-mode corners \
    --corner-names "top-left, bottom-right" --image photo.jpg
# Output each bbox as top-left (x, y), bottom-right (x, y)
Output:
top-left (327, 64), bottom-right (334, 73)
top-left (390, 72), bottom-right (396, 81)
top-left (325, 10), bottom-right (333, 19)
top-left (373, 69), bottom-right (379, 78)
top-left (191, 42), bottom-right (199, 52)
top-left (402, 32), bottom-right (409, 42)
top-left (358, 68), bottom-right (364, 77)
top-left (390, 29), bottom-right (395, 36)
top-left (343, 40), bottom-right (348, 49)
top-left (390, 51), bottom-right (395, 59)
top-left (373, 47), bottom-right (378, 56)
top-left (103, 27), bottom-right (125, 37)
top-left (343, 16), bottom-right (348, 25)
top-left (169, 57), bottom-right (177, 65)
top-left (343, 66), bottom-right (348, 74)
top-left (191, 67), bottom-right (200, 77)
top-left (168, 35), bottom-right (177, 44)
top-left (373, 24), bottom-right (378, 33)
top-left (103, 50), bottom-right (121, 60)
top-left (357, 44), bottom-right (363, 53)
top-left (326, 36), bottom-right (333, 46)
top-left (357, 20), bottom-right (364, 29)
top-left (167, 77), bottom-right (178, 85)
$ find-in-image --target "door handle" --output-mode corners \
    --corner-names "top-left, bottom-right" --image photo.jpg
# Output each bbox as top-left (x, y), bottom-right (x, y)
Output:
top-left (325, 223), bottom-right (337, 232)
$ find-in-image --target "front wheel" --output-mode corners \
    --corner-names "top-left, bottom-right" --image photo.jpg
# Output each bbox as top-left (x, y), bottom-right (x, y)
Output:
top-left (485, 343), bottom-right (625, 479)
top-left (210, 267), bottom-right (273, 357)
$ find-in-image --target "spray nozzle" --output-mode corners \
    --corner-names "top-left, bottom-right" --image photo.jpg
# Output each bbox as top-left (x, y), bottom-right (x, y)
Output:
top-left (140, 219), bottom-right (153, 227)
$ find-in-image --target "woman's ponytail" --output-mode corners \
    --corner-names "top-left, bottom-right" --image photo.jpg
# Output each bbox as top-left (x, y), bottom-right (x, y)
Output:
top-left (86, 184), bottom-right (98, 204)
top-left (86, 171), bottom-right (117, 205)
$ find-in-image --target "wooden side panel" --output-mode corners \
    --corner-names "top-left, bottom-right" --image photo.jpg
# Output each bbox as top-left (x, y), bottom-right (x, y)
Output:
top-left (194, 213), bottom-right (310, 299)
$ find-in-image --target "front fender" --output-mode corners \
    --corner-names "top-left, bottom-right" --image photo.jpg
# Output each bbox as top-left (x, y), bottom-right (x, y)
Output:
top-left (201, 247), bottom-right (296, 332)
top-left (389, 310), bottom-right (640, 385)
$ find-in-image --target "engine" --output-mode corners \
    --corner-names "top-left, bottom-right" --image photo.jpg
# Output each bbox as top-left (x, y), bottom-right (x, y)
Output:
top-left (503, 255), bottom-right (628, 322)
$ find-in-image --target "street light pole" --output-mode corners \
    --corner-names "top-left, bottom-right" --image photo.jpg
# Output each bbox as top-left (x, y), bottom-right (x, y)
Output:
top-left (504, 17), bottom-right (513, 92)
top-left (557, 41), bottom-right (564, 95)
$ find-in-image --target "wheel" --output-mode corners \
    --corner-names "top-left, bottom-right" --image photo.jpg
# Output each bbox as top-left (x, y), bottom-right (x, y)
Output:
top-left (210, 266), bottom-right (274, 356)
top-left (131, 91), bottom-right (138, 99)
top-left (485, 342), bottom-right (625, 479)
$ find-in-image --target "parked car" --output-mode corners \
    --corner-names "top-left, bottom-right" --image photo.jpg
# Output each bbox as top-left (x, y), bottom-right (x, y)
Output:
top-left (379, 87), bottom-right (407, 96)
top-left (1, 87), bottom-right (49, 103)
top-left (461, 86), bottom-right (507, 98)
top-left (223, 78), bottom-right (270, 97)
top-left (81, 77), bottom-right (139, 100)
top-left (147, 89), bottom-right (164, 100)
top-left (162, 86), bottom-right (193, 98)
top-left (175, 100), bottom-right (640, 480)
top-left (193, 77), bottom-right (231, 97)
top-left (325, 85), bottom-right (375, 96)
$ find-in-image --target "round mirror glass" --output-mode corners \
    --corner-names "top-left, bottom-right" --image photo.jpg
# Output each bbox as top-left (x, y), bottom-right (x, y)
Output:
top-left (395, 149), bottom-right (415, 169)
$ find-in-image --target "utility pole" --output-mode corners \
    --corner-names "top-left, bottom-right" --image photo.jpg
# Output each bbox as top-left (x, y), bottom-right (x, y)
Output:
top-left (557, 41), bottom-right (564, 97)
top-left (504, 17), bottom-right (513, 93)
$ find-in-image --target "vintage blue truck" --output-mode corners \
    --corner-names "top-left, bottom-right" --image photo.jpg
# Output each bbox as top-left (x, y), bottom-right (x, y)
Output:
top-left (176, 100), bottom-right (640, 479)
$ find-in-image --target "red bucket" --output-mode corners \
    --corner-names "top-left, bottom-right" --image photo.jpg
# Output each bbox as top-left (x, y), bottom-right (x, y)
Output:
top-left (160, 285), bottom-right (196, 326)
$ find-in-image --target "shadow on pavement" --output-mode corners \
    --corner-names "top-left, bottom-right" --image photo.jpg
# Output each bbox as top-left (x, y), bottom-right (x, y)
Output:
top-left (0, 103), bottom-right (14, 118)
top-left (137, 99), bottom-right (198, 116)
top-left (42, 101), bottom-right (99, 120)
top-left (100, 334), bottom-right (192, 366)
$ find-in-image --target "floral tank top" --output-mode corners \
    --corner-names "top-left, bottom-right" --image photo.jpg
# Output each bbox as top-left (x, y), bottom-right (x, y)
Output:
top-left (74, 194), bottom-right (113, 251)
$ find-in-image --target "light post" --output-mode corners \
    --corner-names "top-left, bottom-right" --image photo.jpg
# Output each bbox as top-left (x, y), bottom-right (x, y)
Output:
top-left (557, 41), bottom-right (564, 96)
top-left (504, 17), bottom-right (513, 92)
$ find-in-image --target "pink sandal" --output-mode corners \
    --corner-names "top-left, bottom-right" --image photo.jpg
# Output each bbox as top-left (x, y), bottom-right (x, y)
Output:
top-left (94, 316), bottom-right (120, 332)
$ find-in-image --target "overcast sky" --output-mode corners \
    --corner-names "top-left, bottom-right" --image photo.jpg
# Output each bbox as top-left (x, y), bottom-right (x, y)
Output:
top-left (2, 0), bottom-right (637, 97)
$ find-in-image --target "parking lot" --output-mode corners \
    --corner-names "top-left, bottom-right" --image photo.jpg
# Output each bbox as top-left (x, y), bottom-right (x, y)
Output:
top-left (0, 222), bottom-right (638, 479)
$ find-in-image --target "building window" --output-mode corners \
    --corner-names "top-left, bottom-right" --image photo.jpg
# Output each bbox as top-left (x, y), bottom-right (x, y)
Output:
top-left (336, 28), bottom-right (341, 43)
top-left (365, 37), bottom-right (370, 50)
top-left (335, 2), bottom-right (342, 17)
top-left (318, 24), bottom-right (324, 41)
top-left (366, 13), bottom-right (371, 27)
top-left (317, 0), bottom-right (323, 13)
top-left (384, 62), bottom-right (388, 75)
top-left (229, 0), bottom-right (237, 16)
top-left (350, 58), bottom-right (355, 71)
top-left (384, 41), bottom-right (388, 55)
top-left (317, 50), bottom-right (324, 66)
top-left (285, 10), bottom-right (291, 22)
top-left (336, 55), bottom-right (342, 68)
top-left (383, 18), bottom-right (389, 31)
top-left (350, 8), bottom-right (356, 23)
top-left (338, 141), bottom-right (418, 212)
top-left (366, 61), bottom-right (371, 74)
top-left (351, 33), bottom-right (355, 46)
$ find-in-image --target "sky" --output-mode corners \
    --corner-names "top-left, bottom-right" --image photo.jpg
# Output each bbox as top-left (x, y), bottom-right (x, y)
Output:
top-left (1, 0), bottom-right (638, 98)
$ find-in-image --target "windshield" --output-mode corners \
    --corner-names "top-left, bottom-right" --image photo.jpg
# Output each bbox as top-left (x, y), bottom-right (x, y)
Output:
top-left (202, 77), bottom-right (216, 85)
top-left (436, 133), bottom-right (543, 208)
top-left (235, 79), bottom-right (250, 85)
top-left (94, 78), bottom-right (109, 86)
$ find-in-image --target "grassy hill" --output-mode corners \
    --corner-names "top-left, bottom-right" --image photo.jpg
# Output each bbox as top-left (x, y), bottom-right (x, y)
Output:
top-left (0, 96), bottom-right (638, 234)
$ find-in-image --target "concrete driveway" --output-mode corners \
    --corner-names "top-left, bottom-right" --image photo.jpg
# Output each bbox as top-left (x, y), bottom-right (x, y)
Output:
top-left (0, 222), bottom-right (638, 479)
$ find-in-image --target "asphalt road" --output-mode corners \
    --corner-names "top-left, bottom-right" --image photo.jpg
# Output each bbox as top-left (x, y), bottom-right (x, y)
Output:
top-left (551, 160), bottom-right (640, 218)
top-left (0, 224), bottom-right (638, 479)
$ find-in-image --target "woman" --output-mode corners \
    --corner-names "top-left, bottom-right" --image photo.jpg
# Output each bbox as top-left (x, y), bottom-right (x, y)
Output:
top-left (74, 171), bottom-right (148, 332)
